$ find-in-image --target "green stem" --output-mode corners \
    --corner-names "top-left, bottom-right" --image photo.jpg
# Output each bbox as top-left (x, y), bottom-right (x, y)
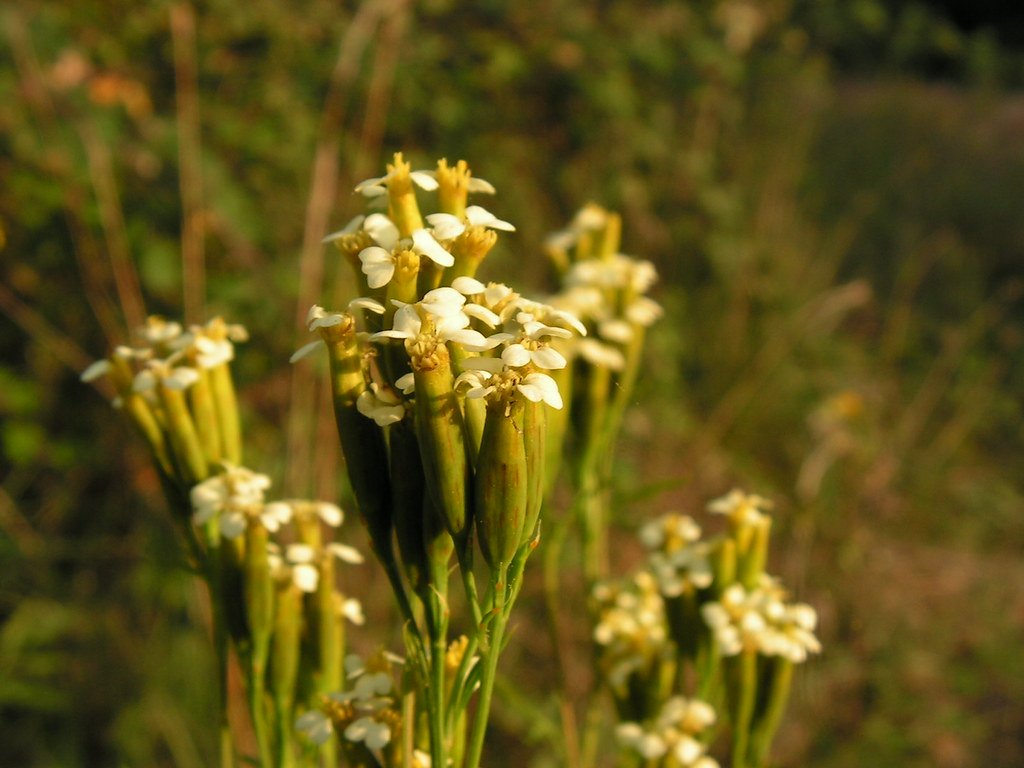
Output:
top-left (463, 563), bottom-right (510, 768)
top-left (542, 509), bottom-right (580, 768)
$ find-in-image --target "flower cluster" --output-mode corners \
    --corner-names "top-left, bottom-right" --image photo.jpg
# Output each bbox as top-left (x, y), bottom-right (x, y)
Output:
top-left (595, 490), bottom-right (821, 768)
top-left (546, 203), bottom-right (663, 373)
top-left (295, 652), bottom-right (406, 762)
top-left (592, 571), bottom-right (668, 691)
top-left (81, 315), bottom-right (248, 485)
top-left (640, 513), bottom-right (715, 598)
top-left (616, 696), bottom-right (719, 767)
top-left (702, 578), bottom-right (821, 663)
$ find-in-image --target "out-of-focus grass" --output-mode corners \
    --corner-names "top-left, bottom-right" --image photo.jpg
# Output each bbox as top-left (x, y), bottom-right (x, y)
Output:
top-left (1, 1), bottom-right (1021, 766)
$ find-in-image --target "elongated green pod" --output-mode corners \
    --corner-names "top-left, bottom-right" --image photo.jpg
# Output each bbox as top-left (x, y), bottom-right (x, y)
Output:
top-left (739, 517), bottom-right (772, 591)
top-left (475, 397), bottom-right (527, 569)
top-left (220, 535), bottom-right (249, 644)
top-left (272, 581), bottom-right (302, 767)
top-left (726, 648), bottom-right (759, 768)
top-left (413, 347), bottom-right (470, 547)
top-left (245, 523), bottom-right (275, 656)
top-left (210, 363), bottom-right (242, 464)
top-left (390, 417), bottom-right (429, 595)
top-left (712, 536), bottom-right (738, 596)
top-left (189, 367), bottom-right (222, 467)
top-left (520, 400), bottom-right (546, 546)
top-left (324, 324), bottom-right (394, 565)
top-left (159, 384), bottom-right (209, 484)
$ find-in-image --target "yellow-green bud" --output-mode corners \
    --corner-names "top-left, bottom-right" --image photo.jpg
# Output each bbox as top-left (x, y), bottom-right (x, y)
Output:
top-left (475, 397), bottom-right (527, 569)
top-left (413, 347), bottom-right (470, 546)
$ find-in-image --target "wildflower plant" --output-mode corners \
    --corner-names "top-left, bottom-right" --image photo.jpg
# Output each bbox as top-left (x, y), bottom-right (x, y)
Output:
top-left (81, 154), bottom-right (819, 768)
top-left (82, 318), bottom-right (366, 768)
top-left (592, 492), bottom-right (821, 768)
top-left (291, 154), bottom-right (584, 768)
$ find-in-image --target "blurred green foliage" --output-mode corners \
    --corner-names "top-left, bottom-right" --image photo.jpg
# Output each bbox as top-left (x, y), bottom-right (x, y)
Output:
top-left (1, 0), bottom-right (1021, 766)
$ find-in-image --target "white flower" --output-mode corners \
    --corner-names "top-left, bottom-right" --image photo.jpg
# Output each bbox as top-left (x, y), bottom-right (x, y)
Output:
top-left (138, 316), bottom-right (184, 346)
top-left (81, 359), bottom-right (112, 383)
top-left (364, 213), bottom-right (400, 249)
top-left (268, 542), bottom-right (320, 592)
top-left (371, 290), bottom-right (494, 351)
top-left (355, 167), bottom-right (438, 197)
top-left (516, 373), bottom-right (564, 408)
top-left (359, 246), bottom-right (397, 289)
top-left (340, 597), bottom-right (365, 625)
top-left (295, 710), bottom-right (333, 745)
top-left (357, 384), bottom-right (405, 426)
top-left (328, 542), bottom-right (365, 564)
top-left (291, 300), bottom-right (385, 363)
top-left (465, 204), bottom-right (515, 231)
top-left (707, 489), bottom-right (773, 526)
top-left (577, 338), bottom-right (625, 370)
top-left (344, 717), bottom-right (391, 751)
top-left (190, 466), bottom-right (278, 539)
top-left (410, 228), bottom-right (455, 267)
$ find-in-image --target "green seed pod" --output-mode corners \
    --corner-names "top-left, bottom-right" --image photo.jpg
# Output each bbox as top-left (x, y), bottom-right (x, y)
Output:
top-left (739, 516), bottom-right (772, 591)
top-left (271, 581), bottom-right (303, 765)
top-left (475, 397), bottom-right (527, 569)
top-left (712, 536), bottom-right (737, 596)
top-left (520, 400), bottom-right (546, 546)
top-left (209, 363), bottom-right (242, 465)
top-left (390, 417), bottom-right (429, 595)
top-left (188, 367), bottom-right (222, 467)
top-left (325, 326), bottom-right (394, 565)
top-left (413, 348), bottom-right (471, 547)
top-left (159, 383), bottom-right (209, 484)
top-left (244, 522), bottom-right (275, 688)
top-left (219, 535), bottom-right (249, 644)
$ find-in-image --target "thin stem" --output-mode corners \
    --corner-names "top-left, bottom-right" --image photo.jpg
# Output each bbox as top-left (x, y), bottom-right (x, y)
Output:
top-left (542, 510), bottom-right (580, 768)
top-left (463, 563), bottom-right (509, 768)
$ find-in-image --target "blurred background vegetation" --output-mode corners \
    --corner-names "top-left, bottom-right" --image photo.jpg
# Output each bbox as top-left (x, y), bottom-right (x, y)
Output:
top-left (2, 0), bottom-right (1022, 766)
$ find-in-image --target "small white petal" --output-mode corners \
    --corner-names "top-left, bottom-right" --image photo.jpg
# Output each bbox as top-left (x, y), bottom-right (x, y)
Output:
top-left (329, 542), bottom-right (365, 564)
top-left (349, 297), bottom-right (386, 315)
top-left (465, 205), bottom-right (515, 231)
top-left (293, 563), bottom-right (320, 592)
top-left (81, 359), bottom-right (111, 382)
top-left (426, 213), bottom-right (466, 241)
top-left (365, 721), bottom-right (391, 751)
top-left (530, 346), bottom-right (567, 370)
top-left (411, 229), bottom-right (455, 267)
top-left (395, 372), bottom-right (415, 394)
top-left (466, 177), bottom-right (496, 194)
top-left (451, 276), bottom-right (486, 295)
top-left (317, 502), bottom-right (344, 527)
top-left (296, 711), bottom-right (333, 744)
top-left (290, 340), bottom-right (323, 363)
top-left (164, 367), bottom-right (200, 390)
top-left (501, 344), bottom-right (531, 368)
top-left (341, 597), bottom-right (365, 625)
top-left (364, 213), bottom-right (400, 250)
top-left (410, 171), bottom-right (439, 190)
top-left (463, 304), bottom-right (501, 327)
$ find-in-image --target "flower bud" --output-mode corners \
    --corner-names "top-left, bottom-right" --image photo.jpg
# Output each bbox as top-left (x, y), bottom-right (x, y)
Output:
top-left (325, 328), bottom-right (394, 566)
top-left (475, 397), bottom-right (527, 569)
top-left (413, 348), bottom-right (471, 548)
